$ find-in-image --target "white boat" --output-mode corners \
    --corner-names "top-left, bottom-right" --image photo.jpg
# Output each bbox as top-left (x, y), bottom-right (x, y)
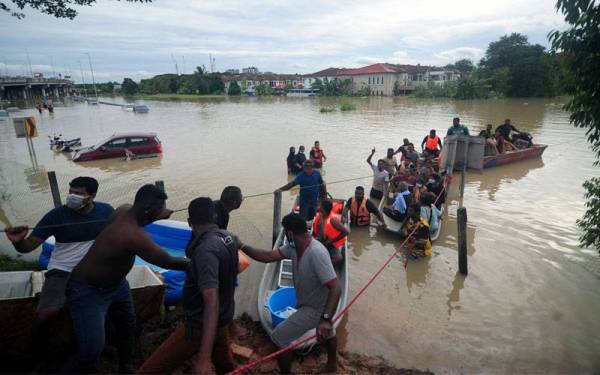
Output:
top-left (257, 197), bottom-right (349, 350)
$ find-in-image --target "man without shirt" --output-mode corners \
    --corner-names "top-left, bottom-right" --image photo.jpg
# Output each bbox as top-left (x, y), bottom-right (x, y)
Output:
top-left (4, 177), bottom-right (114, 368)
top-left (63, 184), bottom-right (189, 373)
top-left (240, 213), bottom-right (341, 374)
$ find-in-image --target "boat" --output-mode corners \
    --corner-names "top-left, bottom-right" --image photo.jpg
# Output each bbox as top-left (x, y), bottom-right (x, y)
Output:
top-left (0, 265), bottom-right (163, 360)
top-left (133, 104), bottom-right (149, 113)
top-left (378, 174), bottom-right (451, 241)
top-left (41, 219), bottom-right (189, 305)
top-left (483, 144), bottom-right (547, 168)
top-left (257, 198), bottom-right (349, 350)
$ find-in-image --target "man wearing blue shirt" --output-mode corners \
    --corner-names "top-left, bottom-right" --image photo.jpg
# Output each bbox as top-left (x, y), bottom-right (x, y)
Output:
top-left (277, 160), bottom-right (326, 221)
top-left (4, 177), bottom-right (114, 367)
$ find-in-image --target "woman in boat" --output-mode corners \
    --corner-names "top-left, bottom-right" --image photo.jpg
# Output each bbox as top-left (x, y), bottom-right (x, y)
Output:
top-left (313, 199), bottom-right (348, 265)
top-left (400, 204), bottom-right (432, 258)
top-left (310, 141), bottom-right (327, 168)
top-left (286, 146), bottom-right (297, 174)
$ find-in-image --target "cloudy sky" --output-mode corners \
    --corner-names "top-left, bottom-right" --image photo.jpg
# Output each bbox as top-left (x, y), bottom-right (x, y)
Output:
top-left (0, 0), bottom-right (566, 83)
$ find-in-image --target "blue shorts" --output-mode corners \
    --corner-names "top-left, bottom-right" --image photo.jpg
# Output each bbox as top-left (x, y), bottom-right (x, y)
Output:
top-left (298, 199), bottom-right (317, 221)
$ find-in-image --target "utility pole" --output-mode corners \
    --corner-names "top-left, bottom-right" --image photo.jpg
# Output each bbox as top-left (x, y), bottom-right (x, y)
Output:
top-left (171, 54), bottom-right (179, 75)
top-left (50, 56), bottom-right (56, 78)
top-left (79, 60), bottom-right (88, 98)
top-left (26, 49), bottom-right (34, 78)
top-left (85, 52), bottom-right (98, 99)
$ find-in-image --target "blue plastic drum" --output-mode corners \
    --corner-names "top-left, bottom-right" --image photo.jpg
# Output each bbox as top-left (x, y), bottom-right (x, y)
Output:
top-left (267, 287), bottom-right (297, 328)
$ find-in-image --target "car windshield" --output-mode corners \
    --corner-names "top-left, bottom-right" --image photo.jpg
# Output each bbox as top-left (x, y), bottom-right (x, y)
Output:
top-left (92, 136), bottom-right (117, 149)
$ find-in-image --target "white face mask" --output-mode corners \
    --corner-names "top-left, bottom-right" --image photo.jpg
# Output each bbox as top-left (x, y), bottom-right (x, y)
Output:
top-left (66, 193), bottom-right (87, 210)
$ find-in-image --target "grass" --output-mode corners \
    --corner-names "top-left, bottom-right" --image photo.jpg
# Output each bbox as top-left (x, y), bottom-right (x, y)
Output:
top-left (0, 254), bottom-right (38, 271)
top-left (319, 106), bottom-right (336, 113)
top-left (340, 103), bottom-right (356, 111)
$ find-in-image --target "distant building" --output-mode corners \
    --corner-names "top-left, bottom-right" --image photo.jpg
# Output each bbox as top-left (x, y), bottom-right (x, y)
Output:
top-left (225, 69), bottom-right (240, 74)
top-left (242, 67), bottom-right (259, 75)
top-left (301, 68), bottom-right (345, 90)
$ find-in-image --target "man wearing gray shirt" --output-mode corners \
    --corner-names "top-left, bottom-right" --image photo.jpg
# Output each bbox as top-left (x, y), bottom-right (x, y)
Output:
top-left (239, 213), bottom-right (341, 374)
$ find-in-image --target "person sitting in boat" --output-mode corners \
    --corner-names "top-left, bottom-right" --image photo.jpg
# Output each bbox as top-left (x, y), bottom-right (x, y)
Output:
top-left (400, 204), bottom-right (432, 258)
top-left (447, 117), bottom-right (470, 136)
top-left (412, 176), bottom-right (428, 204)
top-left (277, 160), bottom-right (326, 221)
top-left (309, 141), bottom-right (327, 168)
top-left (421, 129), bottom-right (443, 158)
top-left (238, 213), bottom-right (342, 374)
top-left (391, 167), bottom-right (417, 193)
top-left (293, 145), bottom-right (307, 175)
top-left (313, 199), bottom-right (349, 265)
top-left (426, 173), bottom-right (445, 208)
top-left (286, 146), bottom-right (297, 174)
top-left (342, 186), bottom-right (387, 227)
top-left (511, 131), bottom-right (534, 149)
top-left (495, 129), bottom-right (516, 154)
top-left (366, 148), bottom-right (389, 201)
top-left (495, 118), bottom-right (520, 142)
top-left (382, 148), bottom-right (398, 176)
top-left (3, 177), bottom-right (114, 369)
top-left (401, 143), bottom-right (420, 167)
top-left (383, 182), bottom-right (412, 222)
top-left (480, 124), bottom-right (499, 155)
top-left (420, 192), bottom-right (441, 235)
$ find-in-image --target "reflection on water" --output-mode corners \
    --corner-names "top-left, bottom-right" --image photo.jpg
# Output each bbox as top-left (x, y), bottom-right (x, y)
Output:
top-left (1, 97), bottom-right (599, 373)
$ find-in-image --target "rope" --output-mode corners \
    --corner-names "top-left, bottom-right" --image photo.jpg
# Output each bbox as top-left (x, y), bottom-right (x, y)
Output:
top-left (227, 179), bottom-right (448, 375)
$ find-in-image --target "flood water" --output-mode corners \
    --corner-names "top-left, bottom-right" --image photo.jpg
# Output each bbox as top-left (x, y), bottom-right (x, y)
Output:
top-left (1, 96), bottom-right (599, 373)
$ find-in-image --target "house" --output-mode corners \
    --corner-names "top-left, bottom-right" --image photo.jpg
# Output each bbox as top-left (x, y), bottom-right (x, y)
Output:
top-left (242, 67), bottom-right (259, 75)
top-left (225, 69), bottom-right (240, 74)
top-left (301, 68), bottom-right (345, 89)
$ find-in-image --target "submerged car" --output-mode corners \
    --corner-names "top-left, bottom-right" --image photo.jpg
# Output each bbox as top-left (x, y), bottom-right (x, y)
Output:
top-left (73, 132), bottom-right (162, 162)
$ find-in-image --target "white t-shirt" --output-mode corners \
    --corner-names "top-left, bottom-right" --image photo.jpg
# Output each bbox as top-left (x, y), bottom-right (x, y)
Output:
top-left (371, 165), bottom-right (389, 192)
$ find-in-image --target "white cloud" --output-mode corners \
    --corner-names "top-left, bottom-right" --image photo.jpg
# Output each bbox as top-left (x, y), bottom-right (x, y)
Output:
top-left (434, 47), bottom-right (483, 62)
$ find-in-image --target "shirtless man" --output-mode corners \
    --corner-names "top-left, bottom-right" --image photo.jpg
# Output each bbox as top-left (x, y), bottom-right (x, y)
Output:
top-left (63, 184), bottom-right (190, 373)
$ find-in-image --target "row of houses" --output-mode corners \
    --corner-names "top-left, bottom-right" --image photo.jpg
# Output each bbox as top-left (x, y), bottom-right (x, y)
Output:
top-left (222, 63), bottom-right (460, 96)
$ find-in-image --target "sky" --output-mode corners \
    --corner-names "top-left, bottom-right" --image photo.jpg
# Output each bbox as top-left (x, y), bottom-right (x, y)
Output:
top-left (0, 0), bottom-right (567, 83)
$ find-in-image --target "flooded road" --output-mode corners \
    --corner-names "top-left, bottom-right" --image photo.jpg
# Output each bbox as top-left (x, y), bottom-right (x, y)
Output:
top-left (1, 97), bottom-right (599, 373)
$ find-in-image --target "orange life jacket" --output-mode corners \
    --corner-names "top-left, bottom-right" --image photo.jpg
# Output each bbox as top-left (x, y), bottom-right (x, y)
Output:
top-left (313, 212), bottom-right (346, 249)
top-left (350, 197), bottom-right (370, 226)
top-left (425, 135), bottom-right (440, 151)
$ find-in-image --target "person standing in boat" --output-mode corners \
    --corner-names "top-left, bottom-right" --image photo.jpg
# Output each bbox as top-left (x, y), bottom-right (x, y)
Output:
top-left (312, 199), bottom-right (348, 265)
top-left (238, 213), bottom-right (341, 374)
top-left (382, 148), bottom-right (398, 175)
top-left (342, 186), bottom-right (387, 227)
top-left (3, 177), bottom-right (114, 369)
top-left (286, 146), bottom-right (297, 174)
top-left (139, 198), bottom-right (238, 374)
top-left (447, 117), bottom-right (470, 136)
top-left (421, 129), bottom-right (443, 158)
top-left (277, 160), bottom-right (326, 221)
top-left (366, 148), bottom-right (389, 201)
top-left (63, 184), bottom-right (189, 373)
top-left (309, 140), bottom-right (327, 168)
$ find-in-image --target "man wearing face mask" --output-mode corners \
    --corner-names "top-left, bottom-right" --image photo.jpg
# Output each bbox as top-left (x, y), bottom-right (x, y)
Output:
top-left (62, 184), bottom-right (190, 373)
top-left (4, 177), bottom-right (113, 367)
top-left (239, 213), bottom-right (341, 374)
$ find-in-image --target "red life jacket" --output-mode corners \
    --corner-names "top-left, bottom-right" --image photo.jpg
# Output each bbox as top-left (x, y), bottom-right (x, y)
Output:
top-left (425, 135), bottom-right (440, 151)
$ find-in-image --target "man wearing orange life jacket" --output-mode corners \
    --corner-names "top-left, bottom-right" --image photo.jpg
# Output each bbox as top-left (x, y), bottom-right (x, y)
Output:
top-left (341, 186), bottom-right (386, 228)
top-left (313, 199), bottom-right (348, 265)
top-left (310, 140), bottom-right (327, 168)
top-left (421, 129), bottom-right (443, 158)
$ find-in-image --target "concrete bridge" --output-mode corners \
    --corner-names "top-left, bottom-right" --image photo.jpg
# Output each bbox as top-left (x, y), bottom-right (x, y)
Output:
top-left (0, 76), bottom-right (73, 104)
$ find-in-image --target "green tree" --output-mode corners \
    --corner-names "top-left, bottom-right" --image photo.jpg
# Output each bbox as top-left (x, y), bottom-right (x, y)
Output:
top-left (121, 78), bottom-right (138, 95)
top-left (1, 0), bottom-right (150, 19)
top-left (255, 82), bottom-right (273, 96)
top-left (550, 0), bottom-right (600, 251)
top-left (228, 81), bottom-right (241, 96)
top-left (447, 59), bottom-right (475, 74)
top-left (311, 78), bottom-right (323, 92)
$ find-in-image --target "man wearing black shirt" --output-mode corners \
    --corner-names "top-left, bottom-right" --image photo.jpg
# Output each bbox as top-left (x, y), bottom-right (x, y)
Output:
top-left (139, 198), bottom-right (238, 374)
top-left (213, 186), bottom-right (243, 230)
top-left (495, 118), bottom-right (520, 141)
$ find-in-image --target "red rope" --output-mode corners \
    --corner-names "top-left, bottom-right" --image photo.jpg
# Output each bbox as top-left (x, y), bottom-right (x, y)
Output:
top-left (228, 177), bottom-right (450, 375)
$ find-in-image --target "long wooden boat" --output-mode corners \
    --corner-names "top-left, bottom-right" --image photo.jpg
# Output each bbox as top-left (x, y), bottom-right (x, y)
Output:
top-left (483, 144), bottom-right (547, 168)
top-left (257, 197), bottom-right (349, 350)
top-left (0, 265), bottom-right (164, 361)
top-left (378, 174), bottom-right (451, 242)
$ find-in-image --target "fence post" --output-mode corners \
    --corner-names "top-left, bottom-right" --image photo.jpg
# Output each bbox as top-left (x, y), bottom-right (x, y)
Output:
top-left (47, 171), bottom-right (62, 208)
top-left (272, 190), bottom-right (282, 246)
top-left (155, 180), bottom-right (165, 193)
top-left (457, 207), bottom-right (468, 275)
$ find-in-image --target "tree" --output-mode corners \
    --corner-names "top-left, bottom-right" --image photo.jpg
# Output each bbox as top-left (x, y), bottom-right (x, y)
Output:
top-left (550, 0), bottom-right (600, 251)
top-left (228, 81), bottom-right (241, 96)
top-left (255, 82), bottom-right (273, 96)
top-left (1, 0), bottom-right (150, 19)
top-left (447, 59), bottom-right (475, 74)
top-left (121, 78), bottom-right (138, 95)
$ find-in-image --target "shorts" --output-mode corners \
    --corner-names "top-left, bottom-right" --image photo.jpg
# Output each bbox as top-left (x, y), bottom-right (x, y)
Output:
top-left (271, 306), bottom-right (335, 348)
top-left (370, 188), bottom-right (383, 201)
top-left (37, 269), bottom-right (70, 311)
top-left (298, 199), bottom-right (317, 221)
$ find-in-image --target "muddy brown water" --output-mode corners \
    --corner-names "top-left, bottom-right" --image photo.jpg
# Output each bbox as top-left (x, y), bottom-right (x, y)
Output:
top-left (0, 97), bottom-right (598, 373)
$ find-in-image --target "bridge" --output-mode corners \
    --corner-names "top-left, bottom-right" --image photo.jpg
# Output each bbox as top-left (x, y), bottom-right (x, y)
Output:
top-left (0, 76), bottom-right (73, 104)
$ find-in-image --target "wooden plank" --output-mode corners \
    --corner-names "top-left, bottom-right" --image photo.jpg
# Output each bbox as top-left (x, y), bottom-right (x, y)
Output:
top-left (457, 207), bottom-right (468, 275)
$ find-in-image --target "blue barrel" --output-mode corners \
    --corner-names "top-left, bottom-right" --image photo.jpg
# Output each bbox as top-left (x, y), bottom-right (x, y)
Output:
top-left (267, 287), bottom-right (297, 328)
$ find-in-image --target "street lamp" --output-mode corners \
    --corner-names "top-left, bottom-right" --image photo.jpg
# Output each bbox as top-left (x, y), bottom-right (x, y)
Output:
top-left (84, 52), bottom-right (98, 99)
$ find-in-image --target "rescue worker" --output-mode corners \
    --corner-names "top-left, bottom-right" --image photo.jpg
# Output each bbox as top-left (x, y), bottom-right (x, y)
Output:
top-left (310, 140), bottom-right (327, 168)
top-left (313, 199), bottom-right (348, 265)
top-left (342, 186), bottom-right (386, 227)
top-left (421, 129), bottom-right (443, 158)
